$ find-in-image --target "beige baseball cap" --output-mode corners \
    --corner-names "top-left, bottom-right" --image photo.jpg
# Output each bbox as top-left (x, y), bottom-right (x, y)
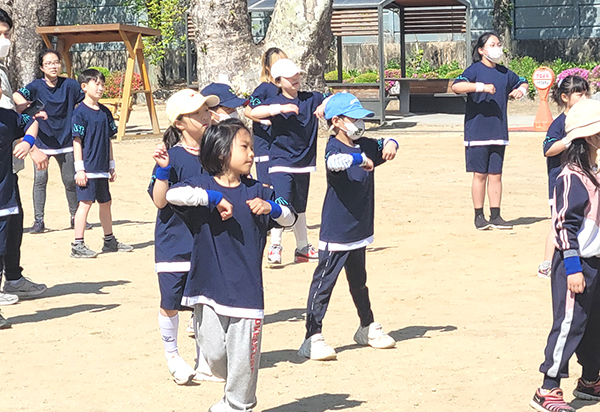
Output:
top-left (565, 98), bottom-right (600, 143)
top-left (166, 89), bottom-right (220, 124)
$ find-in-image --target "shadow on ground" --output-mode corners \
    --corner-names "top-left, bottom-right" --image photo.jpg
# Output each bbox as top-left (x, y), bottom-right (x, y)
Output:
top-left (8, 303), bottom-right (120, 325)
top-left (262, 393), bottom-right (364, 412)
top-left (41, 280), bottom-right (131, 299)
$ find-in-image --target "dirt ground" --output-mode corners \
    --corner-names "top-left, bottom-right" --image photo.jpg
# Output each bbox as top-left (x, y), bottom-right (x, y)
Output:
top-left (1, 103), bottom-right (598, 412)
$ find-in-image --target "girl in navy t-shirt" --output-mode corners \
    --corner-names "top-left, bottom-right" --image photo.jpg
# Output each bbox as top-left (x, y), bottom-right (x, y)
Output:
top-left (165, 119), bottom-right (296, 411)
top-left (452, 32), bottom-right (528, 231)
top-left (538, 76), bottom-right (589, 279)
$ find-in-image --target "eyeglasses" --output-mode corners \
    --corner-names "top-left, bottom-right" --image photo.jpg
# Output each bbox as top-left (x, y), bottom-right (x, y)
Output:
top-left (43, 61), bottom-right (61, 67)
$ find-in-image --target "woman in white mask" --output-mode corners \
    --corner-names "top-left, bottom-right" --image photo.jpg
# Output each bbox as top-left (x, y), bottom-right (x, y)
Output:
top-left (200, 82), bottom-right (247, 125)
top-left (451, 32), bottom-right (529, 231)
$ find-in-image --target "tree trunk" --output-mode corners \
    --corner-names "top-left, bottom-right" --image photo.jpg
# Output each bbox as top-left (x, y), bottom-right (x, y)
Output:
top-left (10, 0), bottom-right (57, 87)
top-left (492, 0), bottom-right (513, 57)
top-left (190, 0), bottom-right (333, 94)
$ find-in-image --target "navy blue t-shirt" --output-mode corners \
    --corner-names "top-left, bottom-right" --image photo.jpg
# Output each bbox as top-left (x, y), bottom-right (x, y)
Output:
top-left (453, 62), bottom-right (527, 145)
top-left (543, 113), bottom-right (566, 200)
top-left (72, 103), bottom-right (117, 176)
top-left (263, 91), bottom-right (326, 170)
top-left (249, 82), bottom-right (279, 158)
top-left (319, 136), bottom-right (386, 245)
top-left (0, 109), bottom-right (28, 215)
top-left (17, 77), bottom-right (84, 153)
top-left (148, 145), bottom-right (205, 265)
top-left (173, 175), bottom-right (281, 312)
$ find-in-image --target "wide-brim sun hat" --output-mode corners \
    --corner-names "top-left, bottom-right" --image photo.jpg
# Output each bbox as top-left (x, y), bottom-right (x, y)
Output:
top-left (565, 98), bottom-right (600, 144)
top-left (324, 92), bottom-right (375, 120)
top-left (166, 89), bottom-right (220, 124)
top-left (270, 59), bottom-right (305, 79)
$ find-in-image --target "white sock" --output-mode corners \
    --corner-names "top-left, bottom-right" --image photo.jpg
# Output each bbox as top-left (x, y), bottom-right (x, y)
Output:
top-left (158, 312), bottom-right (179, 359)
top-left (293, 212), bottom-right (309, 249)
top-left (271, 227), bottom-right (283, 246)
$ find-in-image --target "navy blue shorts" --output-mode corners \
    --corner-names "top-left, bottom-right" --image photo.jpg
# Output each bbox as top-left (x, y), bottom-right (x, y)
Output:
top-left (269, 172), bottom-right (310, 213)
top-left (465, 145), bottom-right (506, 174)
top-left (254, 161), bottom-right (271, 186)
top-left (158, 271), bottom-right (190, 311)
top-left (76, 178), bottom-right (111, 203)
top-left (0, 216), bottom-right (8, 255)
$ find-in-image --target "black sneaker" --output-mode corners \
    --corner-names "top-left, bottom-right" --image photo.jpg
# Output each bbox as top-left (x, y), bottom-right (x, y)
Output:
top-left (0, 313), bottom-right (11, 329)
top-left (31, 220), bottom-right (45, 234)
top-left (573, 377), bottom-right (600, 401)
top-left (489, 216), bottom-right (513, 230)
top-left (102, 237), bottom-right (133, 253)
top-left (71, 242), bottom-right (99, 258)
top-left (474, 214), bottom-right (491, 230)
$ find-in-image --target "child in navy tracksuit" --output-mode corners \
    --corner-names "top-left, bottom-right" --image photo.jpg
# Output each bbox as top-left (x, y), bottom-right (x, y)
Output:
top-left (452, 32), bottom-right (528, 230)
top-left (538, 76), bottom-right (590, 279)
top-left (150, 89), bottom-right (223, 385)
top-left (250, 58), bottom-right (328, 265)
top-left (244, 47), bottom-right (288, 185)
top-left (531, 98), bottom-right (600, 412)
top-left (298, 93), bottom-right (398, 361)
top-left (166, 119), bottom-right (296, 411)
top-left (0, 107), bottom-right (38, 328)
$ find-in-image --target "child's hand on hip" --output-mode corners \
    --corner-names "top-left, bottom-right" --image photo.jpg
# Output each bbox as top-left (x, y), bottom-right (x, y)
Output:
top-left (246, 198), bottom-right (271, 215)
top-left (567, 272), bottom-right (586, 294)
top-left (217, 198), bottom-right (233, 220)
top-left (75, 170), bottom-right (88, 187)
top-left (153, 143), bottom-right (169, 168)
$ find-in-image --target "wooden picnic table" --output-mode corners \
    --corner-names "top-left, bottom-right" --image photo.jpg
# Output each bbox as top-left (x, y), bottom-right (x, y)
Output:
top-left (36, 24), bottom-right (161, 141)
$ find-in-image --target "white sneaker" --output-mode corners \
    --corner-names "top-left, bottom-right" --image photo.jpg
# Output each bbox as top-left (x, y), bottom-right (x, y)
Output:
top-left (298, 333), bottom-right (337, 361)
top-left (267, 244), bottom-right (282, 265)
top-left (0, 292), bottom-right (18, 306)
top-left (186, 315), bottom-right (195, 337)
top-left (193, 353), bottom-right (225, 383)
top-left (167, 355), bottom-right (195, 385)
top-left (354, 322), bottom-right (396, 349)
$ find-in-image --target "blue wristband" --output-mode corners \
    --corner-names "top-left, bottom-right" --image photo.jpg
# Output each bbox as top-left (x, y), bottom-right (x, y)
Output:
top-left (155, 165), bottom-right (171, 181)
top-left (22, 134), bottom-right (35, 147)
top-left (351, 153), bottom-right (364, 166)
top-left (564, 255), bottom-right (583, 275)
top-left (206, 190), bottom-right (223, 207)
top-left (266, 200), bottom-right (282, 218)
top-left (386, 138), bottom-right (399, 148)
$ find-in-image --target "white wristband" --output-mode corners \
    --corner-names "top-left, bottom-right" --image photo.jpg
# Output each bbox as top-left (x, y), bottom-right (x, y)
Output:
top-left (74, 160), bottom-right (85, 172)
top-left (109, 160), bottom-right (116, 170)
top-left (360, 153), bottom-right (368, 167)
top-left (562, 137), bottom-right (572, 149)
top-left (269, 104), bottom-right (282, 116)
top-left (475, 82), bottom-right (485, 93)
top-left (259, 119), bottom-right (270, 125)
top-left (517, 86), bottom-right (528, 97)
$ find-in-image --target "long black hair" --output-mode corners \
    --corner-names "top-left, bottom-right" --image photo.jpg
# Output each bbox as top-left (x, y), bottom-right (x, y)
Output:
top-left (562, 138), bottom-right (600, 188)
top-left (201, 118), bottom-right (249, 176)
top-left (551, 76), bottom-right (590, 109)
top-left (472, 32), bottom-right (500, 63)
top-left (162, 124), bottom-right (182, 150)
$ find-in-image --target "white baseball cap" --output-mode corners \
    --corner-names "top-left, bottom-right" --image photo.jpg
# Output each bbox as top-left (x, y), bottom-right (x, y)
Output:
top-left (166, 89), bottom-right (220, 124)
top-left (270, 59), bottom-right (305, 80)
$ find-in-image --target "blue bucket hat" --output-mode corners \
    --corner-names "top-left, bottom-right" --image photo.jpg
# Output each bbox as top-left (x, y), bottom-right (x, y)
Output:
top-left (200, 83), bottom-right (248, 108)
top-left (324, 92), bottom-right (374, 120)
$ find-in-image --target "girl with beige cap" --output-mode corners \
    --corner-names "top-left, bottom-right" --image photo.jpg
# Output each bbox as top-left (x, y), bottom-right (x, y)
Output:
top-left (532, 98), bottom-right (600, 412)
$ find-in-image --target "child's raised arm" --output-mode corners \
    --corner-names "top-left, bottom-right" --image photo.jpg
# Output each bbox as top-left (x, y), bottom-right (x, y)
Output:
top-left (166, 184), bottom-right (233, 221)
top-left (246, 198), bottom-right (296, 227)
top-left (250, 103), bottom-right (299, 119)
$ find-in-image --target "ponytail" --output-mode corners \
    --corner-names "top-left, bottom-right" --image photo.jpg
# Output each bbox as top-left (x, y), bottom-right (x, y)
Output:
top-left (163, 125), bottom-right (182, 150)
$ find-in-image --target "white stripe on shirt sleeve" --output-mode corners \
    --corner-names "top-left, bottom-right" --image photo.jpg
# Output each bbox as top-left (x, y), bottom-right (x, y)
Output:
top-left (166, 186), bottom-right (210, 207)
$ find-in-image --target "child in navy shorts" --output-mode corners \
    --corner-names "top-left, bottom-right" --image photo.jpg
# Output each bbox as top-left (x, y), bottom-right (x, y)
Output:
top-left (531, 98), bottom-right (600, 412)
top-left (538, 76), bottom-right (589, 279)
top-left (0, 104), bottom-right (38, 328)
top-left (166, 119), bottom-right (296, 411)
top-left (298, 93), bottom-right (398, 361)
top-left (70, 69), bottom-right (132, 258)
top-left (250, 58), bottom-right (328, 265)
top-left (200, 82), bottom-right (247, 124)
top-left (452, 32), bottom-right (528, 230)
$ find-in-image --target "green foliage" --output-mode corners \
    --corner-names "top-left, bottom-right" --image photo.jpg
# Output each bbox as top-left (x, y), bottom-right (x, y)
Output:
top-left (437, 61), bottom-right (460, 78)
top-left (324, 70), bottom-right (351, 81)
top-left (353, 72), bottom-right (378, 83)
top-left (89, 66), bottom-right (111, 79)
top-left (508, 56), bottom-right (538, 98)
top-left (128, 0), bottom-right (188, 65)
top-left (386, 58), bottom-right (401, 70)
top-left (440, 69), bottom-right (463, 79)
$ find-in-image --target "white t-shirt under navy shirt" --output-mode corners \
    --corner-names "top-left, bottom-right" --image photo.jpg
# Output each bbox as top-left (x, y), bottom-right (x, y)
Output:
top-left (262, 91), bottom-right (326, 173)
top-left (71, 103), bottom-right (117, 178)
top-left (148, 145), bottom-right (205, 272)
top-left (453, 62), bottom-right (527, 146)
top-left (172, 175), bottom-right (287, 319)
top-left (319, 136), bottom-right (386, 251)
top-left (0, 109), bottom-right (28, 217)
top-left (17, 77), bottom-right (84, 154)
top-left (249, 82), bottom-right (279, 161)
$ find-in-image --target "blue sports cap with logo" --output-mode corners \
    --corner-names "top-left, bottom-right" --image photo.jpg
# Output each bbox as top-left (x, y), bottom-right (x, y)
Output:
top-left (200, 83), bottom-right (248, 108)
top-left (324, 92), bottom-right (374, 120)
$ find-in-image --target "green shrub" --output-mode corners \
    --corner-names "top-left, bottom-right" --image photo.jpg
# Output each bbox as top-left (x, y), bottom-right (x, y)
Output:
top-left (437, 61), bottom-right (460, 78)
top-left (386, 58), bottom-right (401, 69)
top-left (353, 72), bottom-right (378, 83)
top-left (508, 56), bottom-right (539, 98)
top-left (440, 69), bottom-right (463, 79)
top-left (324, 70), bottom-right (351, 81)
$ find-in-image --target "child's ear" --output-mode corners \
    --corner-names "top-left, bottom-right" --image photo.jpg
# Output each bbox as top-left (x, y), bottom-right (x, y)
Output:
top-left (173, 119), bottom-right (185, 132)
top-left (561, 93), bottom-right (569, 104)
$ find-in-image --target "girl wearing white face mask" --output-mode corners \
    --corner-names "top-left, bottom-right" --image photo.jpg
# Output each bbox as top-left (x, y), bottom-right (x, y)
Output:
top-left (452, 32), bottom-right (529, 231)
top-left (200, 82), bottom-right (247, 125)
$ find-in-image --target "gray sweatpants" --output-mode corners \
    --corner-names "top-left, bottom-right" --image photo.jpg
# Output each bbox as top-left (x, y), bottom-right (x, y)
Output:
top-left (194, 304), bottom-right (263, 412)
top-left (33, 151), bottom-right (78, 221)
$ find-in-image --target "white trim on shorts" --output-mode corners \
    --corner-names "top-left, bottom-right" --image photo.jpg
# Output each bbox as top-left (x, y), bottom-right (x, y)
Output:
top-left (319, 236), bottom-right (373, 252)
top-left (181, 294), bottom-right (264, 319)
top-left (39, 147), bottom-right (74, 155)
top-left (85, 172), bottom-right (110, 179)
top-left (269, 165), bottom-right (316, 173)
top-left (155, 261), bottom-right (191, 273)
top-left (464, 140), bottom-right (509, 147)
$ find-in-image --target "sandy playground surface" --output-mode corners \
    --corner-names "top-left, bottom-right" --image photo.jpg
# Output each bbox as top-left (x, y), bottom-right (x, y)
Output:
top-left (2, 102), bottom-right (599, 412)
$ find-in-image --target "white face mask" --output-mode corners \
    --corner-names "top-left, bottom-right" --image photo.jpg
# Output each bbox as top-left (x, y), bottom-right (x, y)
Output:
top-left (211, 110), bottom-right (239, 122)
top-left (484, 46), bottom-right (503, 64)
top-left (0, 37), bottom-right (11, 58)
top-left (343, 119), bottom-right (366, 140)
